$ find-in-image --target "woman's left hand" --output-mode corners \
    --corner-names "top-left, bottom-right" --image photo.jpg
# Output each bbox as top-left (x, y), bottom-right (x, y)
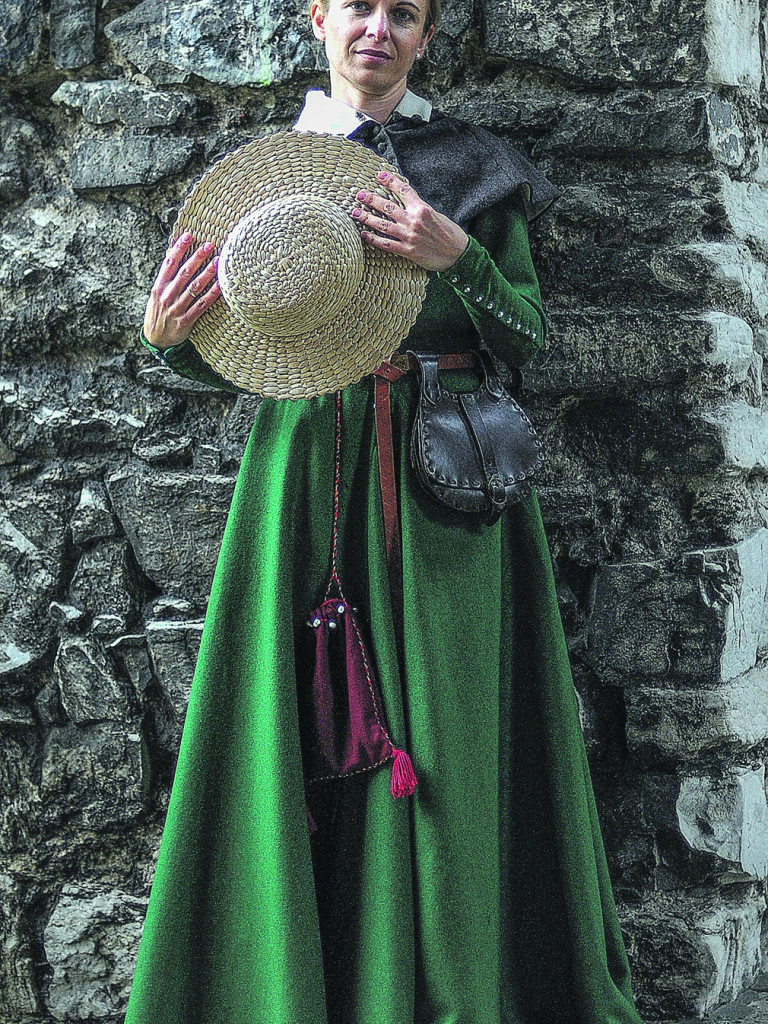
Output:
top-left (352, 170), bottom-right (469, 273)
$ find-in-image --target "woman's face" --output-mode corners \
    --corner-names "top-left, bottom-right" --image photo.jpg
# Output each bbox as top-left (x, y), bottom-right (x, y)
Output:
top-left (311, 0), bottom-right (434, 98)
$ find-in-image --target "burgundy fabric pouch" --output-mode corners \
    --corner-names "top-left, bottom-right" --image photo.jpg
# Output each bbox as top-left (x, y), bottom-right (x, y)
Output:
top-left (300, 595), bottom-right (416, 835)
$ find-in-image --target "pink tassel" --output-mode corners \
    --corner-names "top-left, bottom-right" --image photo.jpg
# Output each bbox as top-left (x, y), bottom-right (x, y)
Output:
top-left (390, 747), bottom-right (418, 797)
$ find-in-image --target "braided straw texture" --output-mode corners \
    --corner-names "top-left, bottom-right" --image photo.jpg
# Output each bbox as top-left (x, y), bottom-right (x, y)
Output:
top-left (170, 131), bottom-right (429, 400)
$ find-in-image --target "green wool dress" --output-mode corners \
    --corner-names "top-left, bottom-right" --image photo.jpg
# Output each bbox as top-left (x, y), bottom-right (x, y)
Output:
top-left (127, 192), bottom-right (645, 1024)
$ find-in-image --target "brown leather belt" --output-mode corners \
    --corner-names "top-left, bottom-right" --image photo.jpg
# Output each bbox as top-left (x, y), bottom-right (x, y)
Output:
top-left (370, 351), bottom-right (477, 627)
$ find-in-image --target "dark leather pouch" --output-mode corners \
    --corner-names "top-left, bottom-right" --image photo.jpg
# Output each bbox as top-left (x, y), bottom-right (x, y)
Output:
top-left (407, 349), bottom-right (544, 523)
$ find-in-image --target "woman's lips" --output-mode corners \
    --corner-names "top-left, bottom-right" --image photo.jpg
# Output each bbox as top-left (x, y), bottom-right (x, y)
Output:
top-left (356, 50), bottom-right (392, 61)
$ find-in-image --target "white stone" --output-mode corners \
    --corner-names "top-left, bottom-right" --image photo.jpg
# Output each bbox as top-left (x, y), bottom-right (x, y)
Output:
top-left (699, 311), bottom-right (755, 382)
top-left (703, 0), bottom-right (761, 90)
top-left (676, 765), bottom-right (768, 879)
top-left (700, 401), bottom-right (768, 473)
top-left (718, 175), bottom-right (768, 254)
top-left (682, 529), bottom-right (768, 681)
top-left (696, 892), bottom-right (765, 1012)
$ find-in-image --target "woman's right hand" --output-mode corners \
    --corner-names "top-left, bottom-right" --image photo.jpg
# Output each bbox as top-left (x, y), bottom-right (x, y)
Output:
top-left (143, 232), bottom-right (221, 350)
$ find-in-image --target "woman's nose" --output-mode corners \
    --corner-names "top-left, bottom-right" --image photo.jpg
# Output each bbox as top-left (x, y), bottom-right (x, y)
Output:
top-left (365, 10), bottom-right (390, 39)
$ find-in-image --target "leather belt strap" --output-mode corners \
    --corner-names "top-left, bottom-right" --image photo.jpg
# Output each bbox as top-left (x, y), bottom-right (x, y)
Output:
top-left (371, 351), bottom-right (477, 626)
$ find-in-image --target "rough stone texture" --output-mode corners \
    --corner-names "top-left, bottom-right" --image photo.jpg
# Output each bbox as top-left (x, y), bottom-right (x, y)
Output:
top-left (485, 0), bottom-right (761, 89)
top-left (52, 79), bottom-right (199, 127)
top-left (104, 0), bottom-right (318, 87)
top-left (70, 481), bottom-right (119, 547)
top-left (699, 401), bottom-right (768, 472)
top-left (676, 767), bottom-right (768, 881)
top-left (0, 111), bottom-right (41, 204)
top-left (625, 665), bottom-right (768, 762)
top-left (105, 469), bottom-right (235, 608)
top-left (0, 486), bottom-right (71, 680)
top-left (43, 884), bottom-right (147, 1020)
top-left (526, 310), bottom-right (754, 395)
top-left (587, 530), bottom-right (768, 686)
top-left (70, 134), bottom-right (198, 189)
top-left (50, 0), bottom-right (97, 71)
top-left (144, 619), bottom-right (204, 750)
top-left (3, 0), bottom-right (768, 1021)
top-left (0, 873), bottom-right (42, 1020)
top-left (0, 0), bottom-right (45, 77)
top-left (537, 92), bottom-right (748, 167)
top-left (54, 636), bottom-right (136, 723)
top-left (40, 722), bottom-right (147, 829)
top-left (68, 540), bottom-right (137, 628)
top-left (624, 887), bottom-right (767, 1018)
top-left (0, 196), bottom-right (160, 357)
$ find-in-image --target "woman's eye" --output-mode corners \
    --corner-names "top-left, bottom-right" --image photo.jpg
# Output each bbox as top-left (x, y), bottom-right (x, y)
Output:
top-left (394, 7), bottom-right (415, 19)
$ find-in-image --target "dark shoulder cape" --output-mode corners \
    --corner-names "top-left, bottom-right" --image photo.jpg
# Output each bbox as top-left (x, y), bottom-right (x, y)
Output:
top-left (347, 109), bottom-right (560, 230)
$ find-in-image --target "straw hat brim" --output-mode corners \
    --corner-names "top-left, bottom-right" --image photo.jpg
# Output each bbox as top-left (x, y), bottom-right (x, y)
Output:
top-left (169, 131), bottom-right (429, 400)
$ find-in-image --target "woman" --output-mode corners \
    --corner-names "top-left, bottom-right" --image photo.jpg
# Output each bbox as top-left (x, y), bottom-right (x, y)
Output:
top-left (128, 1), bottom-right (646, 1022)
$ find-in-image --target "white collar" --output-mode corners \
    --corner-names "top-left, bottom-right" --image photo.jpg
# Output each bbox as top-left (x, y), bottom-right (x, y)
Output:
top-left (292, 88), bottom-right (432, 137)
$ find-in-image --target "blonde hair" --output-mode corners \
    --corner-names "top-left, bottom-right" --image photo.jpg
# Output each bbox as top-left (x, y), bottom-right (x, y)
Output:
top-left (310, 0), bottom-right (441, 34)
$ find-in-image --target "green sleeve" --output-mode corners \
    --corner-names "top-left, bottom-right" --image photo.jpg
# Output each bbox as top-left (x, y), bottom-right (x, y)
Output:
top-left (436, 194), bottom-right (547, 368)
top-left (138, 330), bottom-right (248, 394)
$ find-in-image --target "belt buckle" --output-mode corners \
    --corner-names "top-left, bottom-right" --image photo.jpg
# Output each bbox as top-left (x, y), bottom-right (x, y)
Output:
top-left (389, 353), bottom-right (410, 372)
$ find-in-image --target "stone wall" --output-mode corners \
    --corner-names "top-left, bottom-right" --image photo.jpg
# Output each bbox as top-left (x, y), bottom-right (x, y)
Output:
top-left (2, 0), bottom-right (768, 1021)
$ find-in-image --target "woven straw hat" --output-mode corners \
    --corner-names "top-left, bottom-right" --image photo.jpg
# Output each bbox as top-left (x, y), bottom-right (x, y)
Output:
top-left (169, 131), bottom-right (429, 400)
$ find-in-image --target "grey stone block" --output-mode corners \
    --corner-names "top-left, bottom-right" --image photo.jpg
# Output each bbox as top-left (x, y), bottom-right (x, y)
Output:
top-left (40, 722), bottom-right (147, 828)
top-left (651, 242), bottom-right (768, 320)
top-left (52, 79), bottom-right (198, 127)
top-left (54, 636), bottom-right (135, 723)
top-left (70, 133), bottom-right (197, 189)
top-left (484, 0), bottom-right (761, 89)
top-left (526, 310), bottom-right (754, 395)
top-left (541, 91), bottom-right (745, 167)
top-left (719, 177), bottom-right (768, 259)
top-left (107, 634), bottom-right (153, 703)
top-left (1, 375), bottom-right (146, 457)
top-left (0, 111), bottom-right (40, 205)
top-left (0, 195), bottom-right (160, 357)
top-left (70, 481), bottom-right (119, 547)
top-left (50, 0), bottom-right (97, 70)
top-left (554, 241), bottom-right (768, 319)
top-left (43, 884), bottom-right (147, 1019)
top-left (68, 540), bottom-right (136, 628)
top-left (133, 429), bottom-right (194, 466)
top-left (49, 604), bottom-right (86, 634)
top-left (421, 0), bottom-right (473, 67)
top-left (626, 665), bottom-right (768, 762)
top-left (104, 0), bottom-right (317, 87)
top-left (676, 766), bottom-right (768, 881)
top-left (0, 0), bottom-right (45, 77)
top-left (698, 401), bottom-right (768, 473)
top-left (586, 529), bottom-right (768, 685)
top-left (0, 874), bottom-right (42, 1020)
top-left (0, 505), bottom-right (67, 679)
top-left (624, 886), bottom-right (766, 1017)
top-left (145, 618), bottom-right (203, 742)
top-left (106, 468), bottom-right (235, 608)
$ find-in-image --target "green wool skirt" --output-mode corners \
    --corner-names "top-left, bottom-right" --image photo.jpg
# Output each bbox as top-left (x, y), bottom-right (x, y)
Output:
top-left (123, 369), bottom-right (645, 1024)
